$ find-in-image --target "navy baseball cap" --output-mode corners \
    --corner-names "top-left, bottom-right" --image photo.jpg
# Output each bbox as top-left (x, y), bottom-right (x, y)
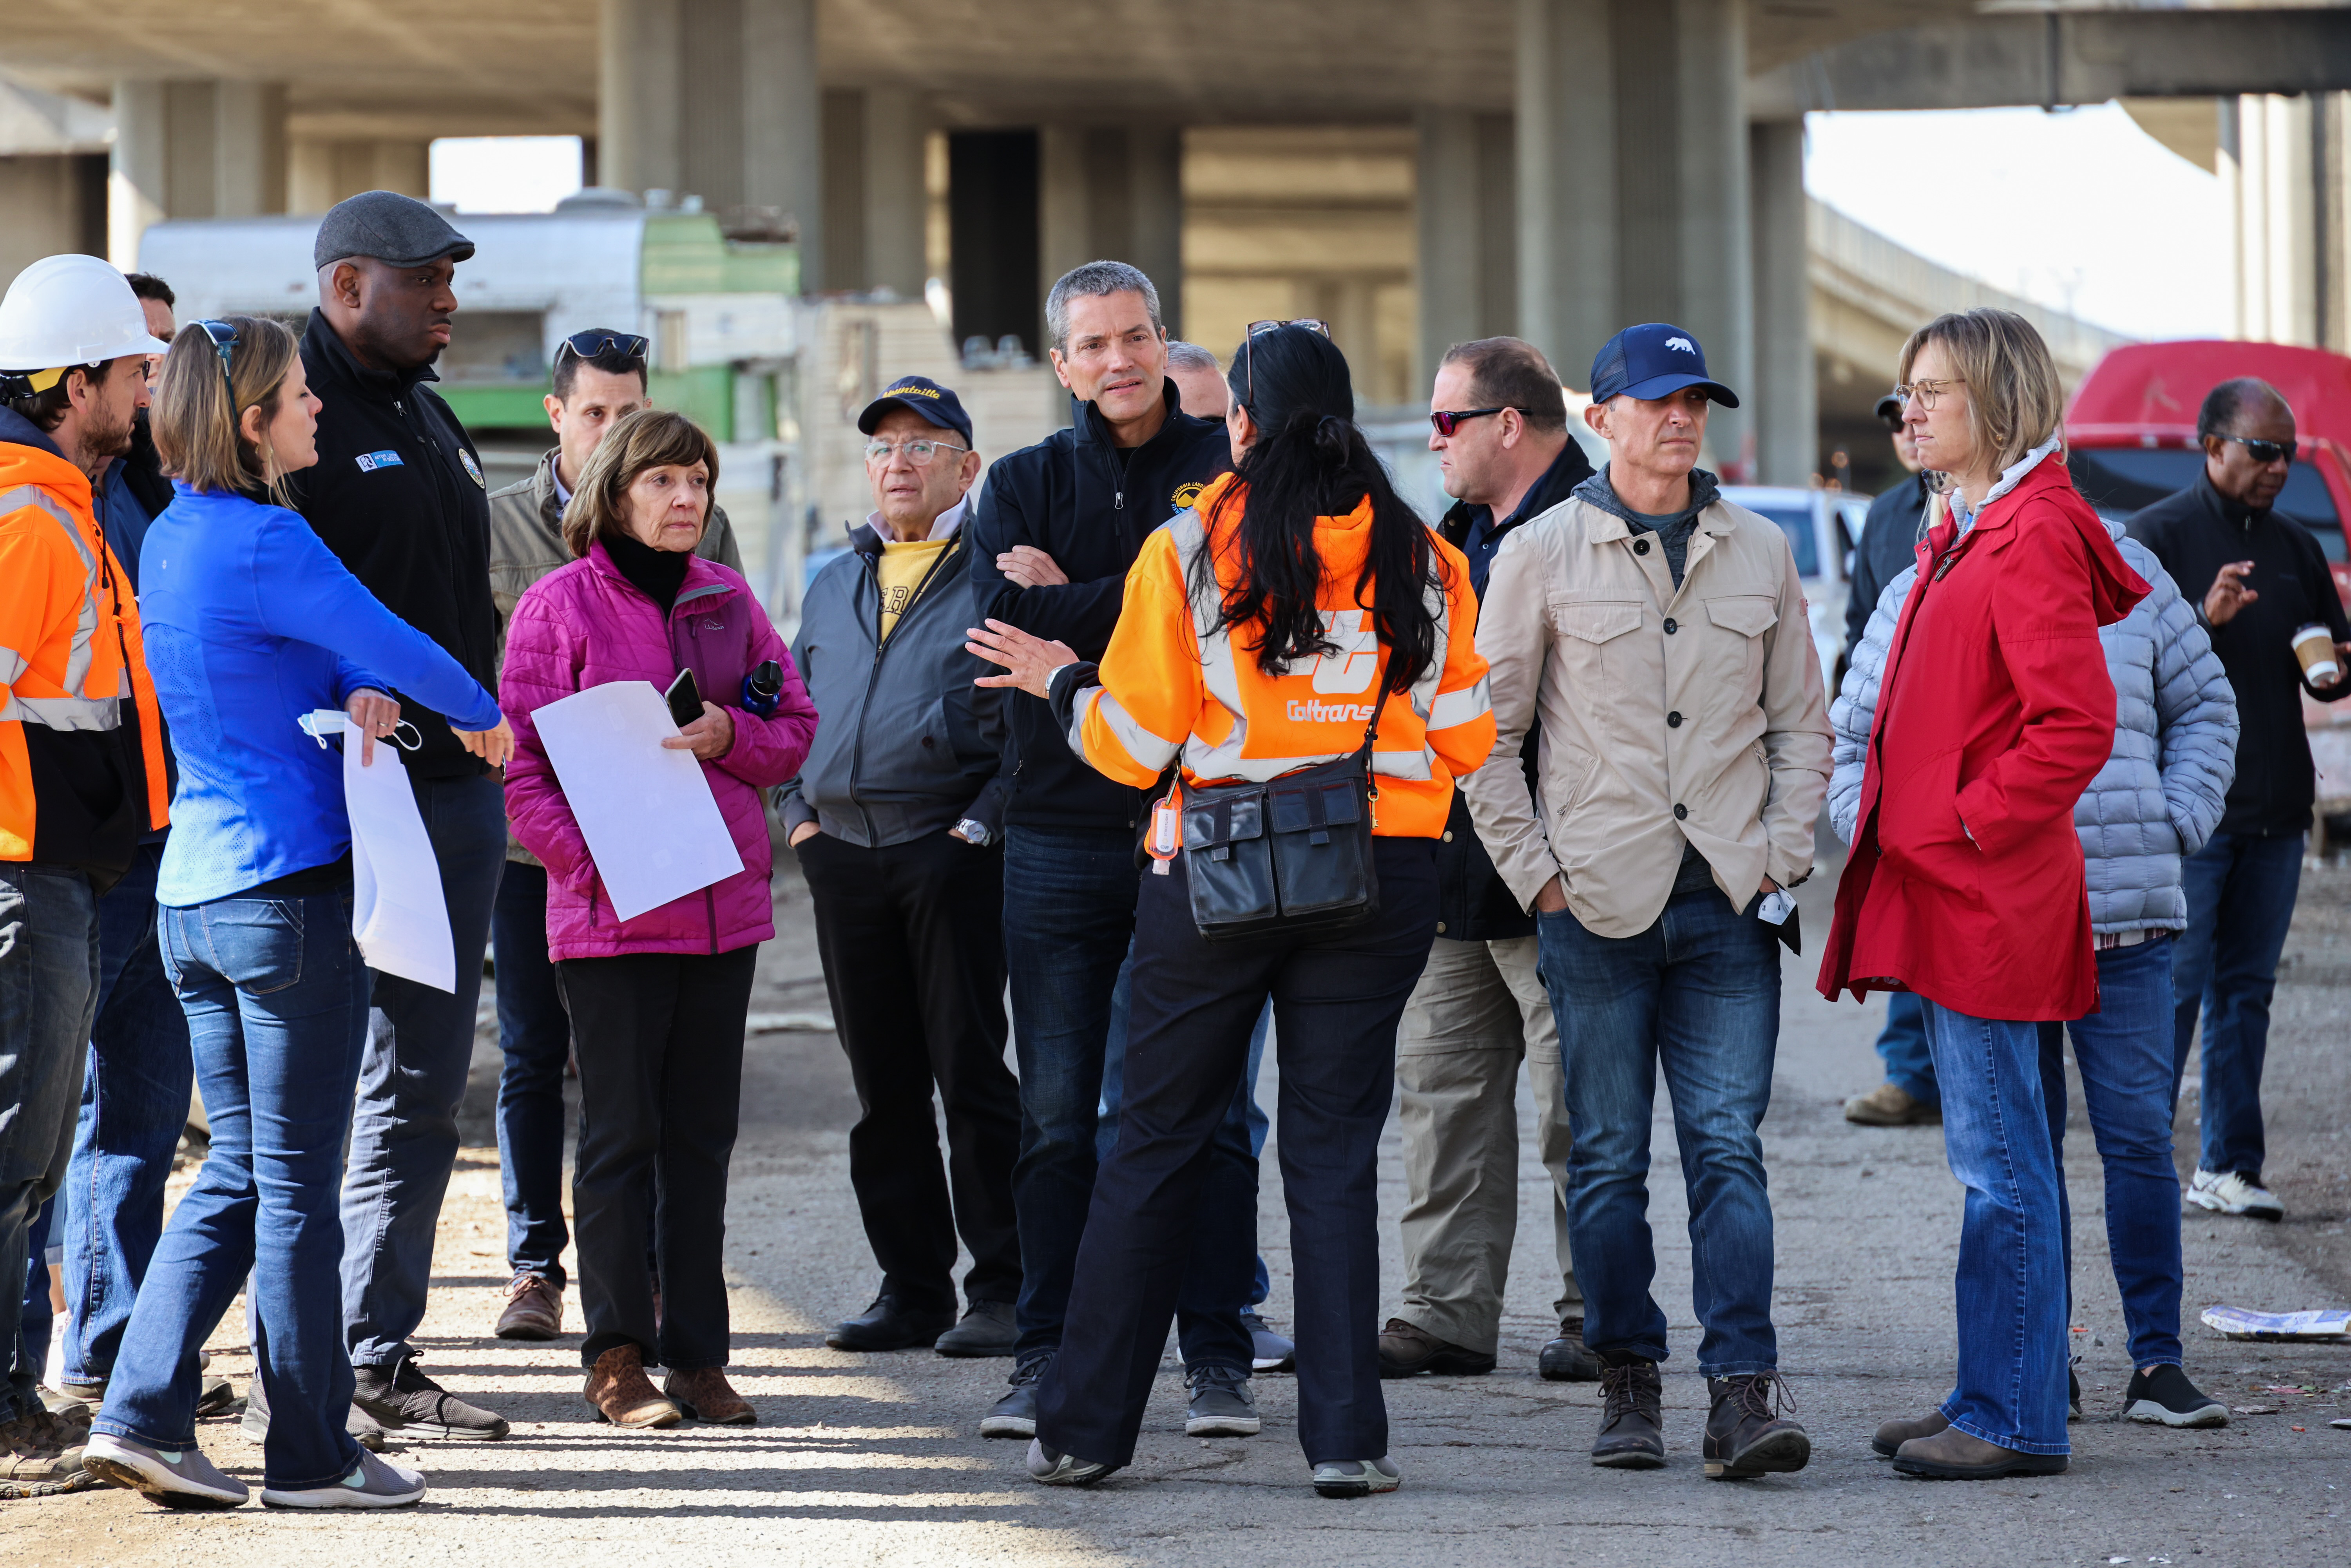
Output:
top-left (1588, 323), bottom-right (1740, 408)
top-left (856, 375), bottom-right (974, 445)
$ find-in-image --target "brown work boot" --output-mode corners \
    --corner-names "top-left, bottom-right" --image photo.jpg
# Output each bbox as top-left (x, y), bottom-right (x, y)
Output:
top-left (1843, 1082), bottom-right (1940, 1126)
top-left (583, 1345), bottom-right (682, 1428)
top-left (0, 1410), bottom-right (89, 1487)
top-left (1872, 1408), bottom-right (1949, 1457)
top-left (665, 1367), bottom-right (755, 1426)
top-left (1375, 1318), bottom-right (1496, 1378)
top-left (1591, 1352), bottom-right (1666, 1469)
top-left (1703, 1371), bottom-right (1811, 1479)
top-left (1893, 1426), bottom-right (2068, 1479)
top-left (496, 1271), bottom-right (565, 1341)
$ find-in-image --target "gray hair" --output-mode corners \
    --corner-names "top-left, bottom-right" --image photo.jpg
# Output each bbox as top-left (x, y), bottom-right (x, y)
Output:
top-left (1165, 340), bottom-right (1219, 372)
top-left (1045, 260), bottom-right (1161, 352)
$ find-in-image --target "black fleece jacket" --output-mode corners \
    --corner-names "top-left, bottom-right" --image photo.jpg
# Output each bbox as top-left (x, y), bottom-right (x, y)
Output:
top-left (284, 310), bottom-right (498, 780)
top-left (966, 382), bottom-right (1231, 831)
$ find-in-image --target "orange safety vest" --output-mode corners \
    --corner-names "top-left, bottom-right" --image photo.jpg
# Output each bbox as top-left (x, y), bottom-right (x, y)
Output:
top-left (1071, 472), bottom-right (1494, 839)
top-left (0, 440), bottom-right (170, 864)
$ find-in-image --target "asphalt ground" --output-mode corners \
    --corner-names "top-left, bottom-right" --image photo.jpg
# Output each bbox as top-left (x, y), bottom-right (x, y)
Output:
top-left (8, 846), bottom-right (2348, 1565)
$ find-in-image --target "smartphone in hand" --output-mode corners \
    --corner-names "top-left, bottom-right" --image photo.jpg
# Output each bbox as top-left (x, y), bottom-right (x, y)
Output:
top-left (664, 668), bottom-right (702, 729)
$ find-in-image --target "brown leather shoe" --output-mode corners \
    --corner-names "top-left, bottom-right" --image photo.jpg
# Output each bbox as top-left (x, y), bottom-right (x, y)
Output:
top-left (1872, 1408), bottom-right (1949, 1457)
top-left (1844, 1083), bottom-right (1941, 1126)
top-left (1892, 1426), bottom-right (2067, 1479)
top-left (1375, 1318), bottom-right (1497, 1378)
top-left (584, 1345), bottom-right (682, 1428)
top-left (496, 1272), bottom-right (565, 1341)
top-left (665, 1367), bottom-right (755, 1426)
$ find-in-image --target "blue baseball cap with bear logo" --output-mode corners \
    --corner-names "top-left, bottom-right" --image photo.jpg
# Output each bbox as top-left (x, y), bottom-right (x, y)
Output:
top-left (1588, 323), bottom-right (1740, 408)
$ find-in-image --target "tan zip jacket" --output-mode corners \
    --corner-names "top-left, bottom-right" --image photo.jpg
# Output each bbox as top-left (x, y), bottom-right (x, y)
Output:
top-left (1463, 489), bottom-right (1832, 940)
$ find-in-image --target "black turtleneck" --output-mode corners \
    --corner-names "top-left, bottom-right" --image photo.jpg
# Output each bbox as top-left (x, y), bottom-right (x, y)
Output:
top-left (603, 529), bottom-right (691, 614)
top-left (2128, 468), bottom-right (2351, 835)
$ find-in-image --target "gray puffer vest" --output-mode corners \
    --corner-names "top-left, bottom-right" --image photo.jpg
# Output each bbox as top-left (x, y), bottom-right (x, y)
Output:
top-left (1830, 527), bottom-right (2238, 934)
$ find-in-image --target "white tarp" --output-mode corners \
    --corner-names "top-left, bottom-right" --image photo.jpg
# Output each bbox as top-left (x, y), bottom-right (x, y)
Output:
top-left (529, 680), bottom-right (743, 922)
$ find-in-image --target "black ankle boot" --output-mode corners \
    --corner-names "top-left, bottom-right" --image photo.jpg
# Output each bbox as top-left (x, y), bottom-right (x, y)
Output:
top-left (1591, 1351), bottom-right (1665, 1469)
top-left (1703, 1371), bottom-right (1811, 1479)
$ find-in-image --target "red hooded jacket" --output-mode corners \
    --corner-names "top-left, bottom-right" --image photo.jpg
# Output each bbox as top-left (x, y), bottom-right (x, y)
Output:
top-left (1818, 451), bottom-right (2149, 1021)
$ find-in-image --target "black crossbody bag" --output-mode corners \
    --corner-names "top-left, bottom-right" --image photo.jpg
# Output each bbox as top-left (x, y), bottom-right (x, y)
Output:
top-left (1167, 703), bottom-right (1386, 944)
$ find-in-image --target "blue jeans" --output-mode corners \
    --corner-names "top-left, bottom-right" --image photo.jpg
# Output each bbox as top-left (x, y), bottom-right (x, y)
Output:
top-left (1002, 825), bottom-right (1252, 1369)
top-left (2171, 830), bottom-right (2302, 1179)
top-left (0, 862), bottom-right (99, 1424)
top-left (61, 841), bottom-right (194, 1387)
top-left (492, 860), bottom-right (572, 1286)
top-left (1876, 990), bottom-right (1937, 1105)
top-left (1098, 964), bottom-right (1272, 1310)
top-left (1535, 885), bottom-right (1780, 1376)
top-left (19, 1198), bottom-right (54, 1379)
top-left (1921, 999), bottom-right (2069, 1455)
top-left (341, 772), bottom-right (505, 1371)
top-left (2038, 936), bottom-right (2183, 1371)
top-left (97, 884), bottom-right (371, 1489)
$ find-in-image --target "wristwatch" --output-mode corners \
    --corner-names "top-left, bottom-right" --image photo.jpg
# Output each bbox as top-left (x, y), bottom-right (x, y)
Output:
top-left (954, 818), bottom-right (992, 846)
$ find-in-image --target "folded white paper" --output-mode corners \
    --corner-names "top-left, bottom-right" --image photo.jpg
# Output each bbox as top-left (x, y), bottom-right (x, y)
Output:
top-left (337, 720), bottom-right (455, 992)
top-left (529, 680), bottom-right (744, 923)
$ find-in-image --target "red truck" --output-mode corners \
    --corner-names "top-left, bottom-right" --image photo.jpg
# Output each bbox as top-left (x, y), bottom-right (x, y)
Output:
top-left (2065, 339), bottom-right (2351, 606)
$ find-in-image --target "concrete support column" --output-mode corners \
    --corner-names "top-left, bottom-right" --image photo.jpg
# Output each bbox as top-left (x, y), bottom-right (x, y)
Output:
top-left (1750, 117), bottom-right (1812, 486)
top-left (1517, 0), bottom-right (1614, 387)
top-left (742, 0), bottom-right (820, 281)
top-left (214, 82), bottom-right (288, 217)
top-left (1038, 126), bottom-right (1184, 333)
top-left (1417, 108), bottom-right (1517, 394)
top-left (1038, 125), bottom-right (1090, 296)
top-left (109, 80), bottom-right (167, 270)
top-left (2228, 93), bottom-right (2321, 347)
top-left (600, 0), bottom-right (683, 198)
top-left (1675, 0), bottom-right (1753, 475)
top-left (1128, 125), bottom-right (1183, 339)
top-left (863, 87), bottom-right (929, 299)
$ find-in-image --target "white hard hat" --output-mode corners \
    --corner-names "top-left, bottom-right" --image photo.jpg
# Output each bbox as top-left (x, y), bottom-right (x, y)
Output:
top-left (0, 254), bottom-right (171, 390)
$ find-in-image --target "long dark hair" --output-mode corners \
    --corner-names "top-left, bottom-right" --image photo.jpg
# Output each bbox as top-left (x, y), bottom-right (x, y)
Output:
top-left (1200, 326), bottom-right (1442, 693)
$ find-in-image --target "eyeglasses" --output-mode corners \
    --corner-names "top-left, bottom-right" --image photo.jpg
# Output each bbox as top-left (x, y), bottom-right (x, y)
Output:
top-left (1893, 377), bottom-right (1964, 411)
top-left (1242, 318), bottom-right (1332, 409)
top-left (1429, 407), bottom-right (1514, 438)
top-left (194, 319), bottom-right (239, 402)
top-left (554, 330), bottom-right (650, 368)
top-left (2220, 434), bottom-right (2293, 466)
top-left (864, 437), bottom-right (971, 467)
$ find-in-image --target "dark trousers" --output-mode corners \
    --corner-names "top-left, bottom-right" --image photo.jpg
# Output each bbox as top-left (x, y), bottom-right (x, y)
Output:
top-left (1036, 838), bottom-right (1436, 1468)
top-left (2171, 829), bottom-right (2302, 1179)
top-left (558, 945), bottom-right (757, 1370)
top-left (1002, 825), bottom-right (1253, 1369)
top-left (491, 861), bottom-right (574, 1287)
top-left (798, 831), bottom-right (1021, 1316)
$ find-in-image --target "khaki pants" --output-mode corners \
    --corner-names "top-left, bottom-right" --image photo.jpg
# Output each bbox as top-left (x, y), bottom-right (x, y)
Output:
top-left (1395, 934), bottom-right (1580, 1354)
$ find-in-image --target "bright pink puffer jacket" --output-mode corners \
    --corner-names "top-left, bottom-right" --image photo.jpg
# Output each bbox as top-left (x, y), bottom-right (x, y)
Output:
top-left (502, 541), bottom-right (817, 961)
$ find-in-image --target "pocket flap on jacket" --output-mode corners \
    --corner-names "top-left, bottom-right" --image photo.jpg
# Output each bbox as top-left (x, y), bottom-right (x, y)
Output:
top-left (1267, 778), bottom-right (1363, 842)
top-left (1185, 793), bottom-right (1264, 859)
top-left (1558, 601), bottom-right (1643, 644)
top-left (1705, 594), bottom-right (1779, 637)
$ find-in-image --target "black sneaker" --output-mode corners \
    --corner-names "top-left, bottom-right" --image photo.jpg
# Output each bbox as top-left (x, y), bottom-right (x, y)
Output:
top-left (2123, 1364), bottom-right (2229, 1428)
top-left (981, 1353), bottom-right (1051, 1439)
top-left (1591, 1353), bottom-right (1665, 1469)
top-left (2068, 1366), bottom-right (2082, 1422)
top-left (1183, 1363), bottom-right (1261, 1436)
top-left (351, 1358), bottom-right (510, 1440)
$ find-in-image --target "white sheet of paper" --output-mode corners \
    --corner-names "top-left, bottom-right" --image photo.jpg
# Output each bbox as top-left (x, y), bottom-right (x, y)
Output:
top-left (339, 722), bottom-right (456, 992)
top-left (530, 680), bottom-right (744, 922)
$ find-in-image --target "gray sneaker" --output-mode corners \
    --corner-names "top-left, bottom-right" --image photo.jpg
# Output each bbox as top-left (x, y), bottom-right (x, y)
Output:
top-left (1184, 1363), bottom-right (1260, 1436)
top-left (83, 1432), bottom-right (249, 1509)
top-left (260, 1449), bottom-right (426, 1510)
top-left (981, 1353), bottom-right (1050, 1439)
top-left (1025, 1437), bottom-right (1119, 1487)
top-left (1312, 1456), bottom-right (1401, 1498)
top-left (240, 1373), bottom-right (388, 1452)
top-left (1241, 1310), bottom-right (1296, 1373)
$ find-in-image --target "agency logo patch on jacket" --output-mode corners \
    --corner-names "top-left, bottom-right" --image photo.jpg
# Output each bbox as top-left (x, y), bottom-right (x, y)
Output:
top-left (459, 449), bottom-right (486, 488)
top-left (354, 449), bottom-right (404, 473)
top-left (1171, 480), bottom-right (1206, 510)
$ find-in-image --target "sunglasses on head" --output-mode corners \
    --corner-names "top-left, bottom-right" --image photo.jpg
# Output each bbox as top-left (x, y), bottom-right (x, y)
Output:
top-left (2221, 434), bottom-right (2293, 466)
top-left (554, 330), bottom-right (650, 368)
top-left (1241, 318), bottom-right (1331, 409)
top-left (1429, 407), bottom-right (1519, 438)
top-left (194, 319), bottom-right (239, 400)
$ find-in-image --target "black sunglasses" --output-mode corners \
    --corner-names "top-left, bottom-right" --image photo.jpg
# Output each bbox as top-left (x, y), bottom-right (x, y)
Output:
top-left (2220, 434), bottom-right (2293, 466)
top-left (194, 319), bottom-right (239, 401)
top-left (1241, 318), bottom-right (1331, 409)
top-left (1429, 407), bottom-right (1516, 438)
top-left (554, 330), bottom-right (650, 367)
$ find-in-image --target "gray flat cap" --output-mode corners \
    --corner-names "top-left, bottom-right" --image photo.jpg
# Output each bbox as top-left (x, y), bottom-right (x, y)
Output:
top-left (313, 190), bottom-right (475, 270)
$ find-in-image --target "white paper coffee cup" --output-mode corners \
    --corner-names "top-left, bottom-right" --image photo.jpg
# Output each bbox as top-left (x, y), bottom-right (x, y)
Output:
top-left (2293, 623), bottom-right (2338, 685)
